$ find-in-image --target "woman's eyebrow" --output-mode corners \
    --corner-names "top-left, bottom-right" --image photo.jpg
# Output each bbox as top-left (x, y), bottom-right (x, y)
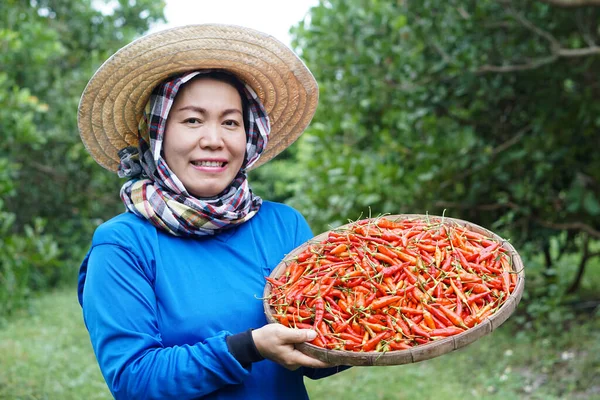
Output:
top-left (220, 108), bottom-right (243, 117)
top-left (176, 105), bottom-right (206, 113)
top-left (175, 106), bottom-right (242, 118)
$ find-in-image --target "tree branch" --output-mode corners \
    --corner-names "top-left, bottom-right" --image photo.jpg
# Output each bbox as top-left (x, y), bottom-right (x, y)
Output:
top-left (439, 125), bottom-right (531, 189)
top-left (432, 41), bottom-right (452, 64)
top-left (491, 127), bottom-right (527, 156)
top-left (559, 46), bottom-right (600, 57)
top-left (536, 219), bottom-right (600, 238)
top-left (477, 6), bottom-right (600, 74)
top-left (477, 57), bottom-right (558, 73)
top-left (567, 234), bottom-right (589, 293)
top-left (537, 0), bottom-right (600, 7)
top-left (589, 251), bottom-right (600, 258)
top-left (575, 9), bottom-right (598, 47)
top-left (457, 7), bottom-right (472, 19)
top-left (507, 8), bottom-right (560, 50)
top-left (433, 199), bottom-right (600, 239)
top-left (28, 160), bottom-right (69, 183)
top-left (433, 201), bottom-right (520, 211)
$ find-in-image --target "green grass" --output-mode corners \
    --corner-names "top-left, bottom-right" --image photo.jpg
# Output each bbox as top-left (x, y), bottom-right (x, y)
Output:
top-left (306, 320), bottom-right (600, 400)
top-left (0, 287), bottom-right (111, 400)
top-left (0, 286), bottom-right (598, 400)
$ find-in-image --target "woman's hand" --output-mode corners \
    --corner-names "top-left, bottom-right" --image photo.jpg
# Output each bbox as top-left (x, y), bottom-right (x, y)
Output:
top-left (252, 324), bottom-right (332, 370)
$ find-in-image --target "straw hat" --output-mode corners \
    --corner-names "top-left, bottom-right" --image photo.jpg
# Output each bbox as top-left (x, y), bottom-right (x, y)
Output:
top-left (77, 24), bottom-right (319, 172)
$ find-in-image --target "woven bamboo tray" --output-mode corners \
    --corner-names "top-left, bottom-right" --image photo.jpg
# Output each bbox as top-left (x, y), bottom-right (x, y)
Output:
top-left (262, 214), bottom-right (525, 366)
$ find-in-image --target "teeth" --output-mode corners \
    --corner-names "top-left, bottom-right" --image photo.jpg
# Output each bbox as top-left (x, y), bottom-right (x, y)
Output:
top-left (192, 161), bottom-right (224, 167)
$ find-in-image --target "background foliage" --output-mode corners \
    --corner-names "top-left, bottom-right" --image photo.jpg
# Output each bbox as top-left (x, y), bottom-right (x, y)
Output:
top-left (1, 0), bottom-right (598, 333)
top-left (0, 0), bottom-right (165, 318)
top-left (262, 0), bottom-right (600, 329)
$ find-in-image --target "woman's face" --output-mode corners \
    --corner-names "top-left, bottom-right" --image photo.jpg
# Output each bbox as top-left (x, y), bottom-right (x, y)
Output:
top-left (163, 77), bottom-right (246, 198)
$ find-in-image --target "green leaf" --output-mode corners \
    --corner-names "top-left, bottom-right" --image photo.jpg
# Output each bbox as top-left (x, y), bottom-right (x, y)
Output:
top-left (583, 192), bottom-right (600, 216)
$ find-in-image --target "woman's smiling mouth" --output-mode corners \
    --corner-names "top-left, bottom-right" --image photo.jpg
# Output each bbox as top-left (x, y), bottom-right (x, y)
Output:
top-left (191, 160), bottom-right (227, 168)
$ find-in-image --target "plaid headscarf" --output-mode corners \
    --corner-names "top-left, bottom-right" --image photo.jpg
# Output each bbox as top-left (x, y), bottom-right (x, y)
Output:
top-left (117, 71), bottom-right (270, 237)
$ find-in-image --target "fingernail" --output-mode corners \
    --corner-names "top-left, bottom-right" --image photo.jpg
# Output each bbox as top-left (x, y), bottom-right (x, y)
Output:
top-left (306, 330), bottom-right (317, 340)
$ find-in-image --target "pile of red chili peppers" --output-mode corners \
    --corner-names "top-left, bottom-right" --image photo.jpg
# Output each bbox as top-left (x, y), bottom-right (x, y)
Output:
top-left (266, 217), bottom-right (517, 353)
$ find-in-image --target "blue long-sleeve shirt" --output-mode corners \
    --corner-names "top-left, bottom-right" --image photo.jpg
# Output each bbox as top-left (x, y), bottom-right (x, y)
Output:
top-left (78, 201), bottom-right (344, 399)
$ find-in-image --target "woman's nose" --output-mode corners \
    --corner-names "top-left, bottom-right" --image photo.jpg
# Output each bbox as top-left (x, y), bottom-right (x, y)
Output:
top-left (198, 123), bottom-right (224, 149)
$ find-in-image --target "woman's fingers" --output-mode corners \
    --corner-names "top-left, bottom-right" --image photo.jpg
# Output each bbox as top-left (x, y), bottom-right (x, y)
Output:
top-left (289, 352), bottom-right (331, 369)
top-left (251, 324), bottom-right (332, 370)
top-left (278, 327), bottom-right (317, 344)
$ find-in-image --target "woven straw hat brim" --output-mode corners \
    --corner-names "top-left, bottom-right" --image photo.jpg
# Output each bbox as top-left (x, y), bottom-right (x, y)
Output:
top-left (77, 24), bottom-right (319, 172)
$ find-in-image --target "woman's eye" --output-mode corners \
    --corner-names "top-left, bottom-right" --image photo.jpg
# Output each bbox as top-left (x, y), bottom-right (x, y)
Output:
top-left (184, 117), bottom-right (202, 124)
top-left (223, 119), bottom-right (240, 127)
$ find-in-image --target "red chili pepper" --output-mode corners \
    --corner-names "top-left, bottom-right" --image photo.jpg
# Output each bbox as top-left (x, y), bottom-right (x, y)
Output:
top-left (384, 276), bottom-right (398, 291)
top-left (453, 248), bottom-right (470, 269)
top-left (416, 243), bottom-right (436, 253)
top-left (381, 263), bottom-right (405, 277)
top-left (334, 318), bottom-right (351, 334)
top-left (296, 249), bottom-right (313, 263)
top-left (436, 304), bottom-right (467, 328)
top-left (430, 326), bottom-right (465, 337)
top-left (360, 320), bottom-right (389, 333)
top-left (386, 314), bottom-right (395, 332)
top-left (403, 266), bottom-right (418, 284)
top-left (433, 282), bottom-right (443, 299)
top-left (370, 295), bottom-right (402, 310)
top-left (434, 246), bottom-right (443, 269)
top-left (338, 332), bottom-right (362, 343)
top-left (294, 322), bottom-right (313, 330)
top-left (390, 248), bottom-right (417, 264)
top-left (450, 279), bottom-right (468, 305)
top-left (371, 280), bottom-right (391, 296)
top-left (423, 303), bottom-right (452, 327)
top-left (458, 272), bottom-right (481, 283)
top-left (388, 341), bottom-right (412, 350)
top-left (355, 291), bottom-right (366, 309)
top-left (381, 231), bottom-right (402, 242)
top-left (287, 314), bottom-right (310, 324)
top-left (330, 243), bottom-right (347, 256)
top-left (410, 287), bottom-right (425, 302)
top-left (423, 309), bottom-right (436, 330)
top-left (464, 314), bottom-right (476, 328)
top-left (310, 335), bottom-right (326, 347)
top-left (399, 306), bottom-right (423, 315)
top-left (467, 290), bottom-right (492, 304)
top-left (392, 316), bottom-right (411, 337)
top-left (351, 319), bottom-right (363, 336)
top-left (355, 234), bottom-right (389, 245)
top-left (363, 331), bottom-right (391, 352)
top-left (378, 245), bottom-right (399, 259)
top-left (376, 219), bottom-right (404, 230)
top-left (287, 262), bottom-right (305, 284)
top-left (354, 285), bottom-right (371, 294)
top-left (372, 252), bottom-right (397, 266)
top-left (286, 306), bottom-right (312, 318)
top-left (265, 276), bottom-right (285, 287)
top-left (273, 314), bottom-right (290, 326)
top-left (477, 242), bottom-right (500, 263)
top-left (345, 277), bottom-right (365, 287)
top-left (501, 270), bottom-right (511, 295)
top-left (313, 297), bottom-right (324, 330)
top-left (364, 290), bottom-right (378, 307)
top-left (405, 318), bottom-right (430, 338)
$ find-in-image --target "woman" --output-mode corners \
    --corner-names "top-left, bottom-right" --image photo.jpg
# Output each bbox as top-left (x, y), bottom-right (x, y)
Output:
top-left (77, 24), bottom-right (345, 399)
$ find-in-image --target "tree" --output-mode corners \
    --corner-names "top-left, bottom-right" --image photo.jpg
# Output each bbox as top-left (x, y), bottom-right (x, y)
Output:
top-left (0, 0), bottom-right (165, 315)
top-left (1, 0), bottom-right (165, 247)
top-left (286, 0), bottom-right (600, 296)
